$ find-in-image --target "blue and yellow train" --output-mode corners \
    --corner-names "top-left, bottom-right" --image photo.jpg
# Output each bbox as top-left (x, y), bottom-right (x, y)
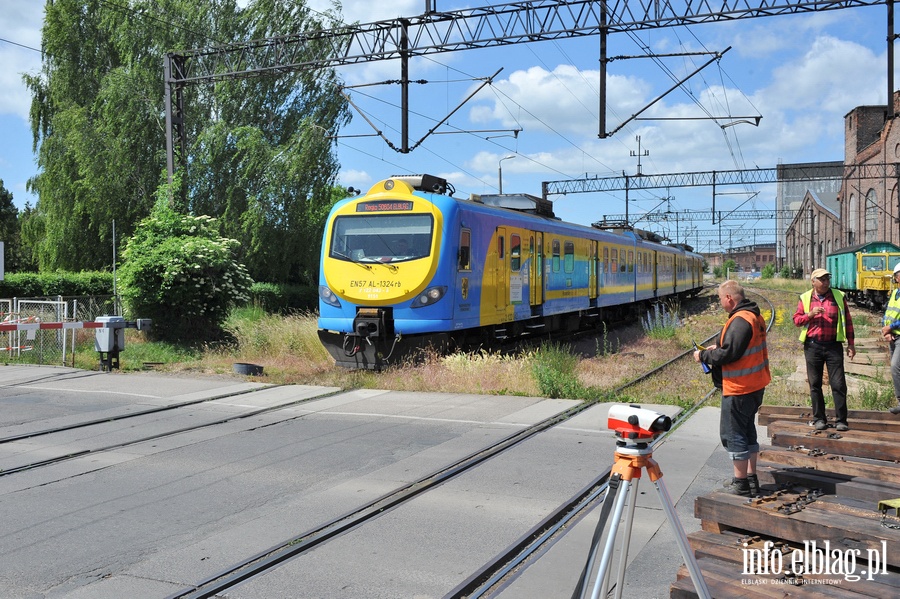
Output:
top-left (318, 175), bottom-right (704, 369)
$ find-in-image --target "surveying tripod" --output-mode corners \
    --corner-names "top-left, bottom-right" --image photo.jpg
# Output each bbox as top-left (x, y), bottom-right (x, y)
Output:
top-left (571, 442), bottom-right (712, 599)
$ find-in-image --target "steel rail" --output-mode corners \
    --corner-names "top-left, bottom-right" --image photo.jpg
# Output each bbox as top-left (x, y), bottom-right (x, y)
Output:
top-left (0, 388), bottom-right (343, 476)
top-left (165, 291), bottom-right (726, 598)
top-left (0, 384), bottom-right (279, 445)
top-left (447, 288), bottom-right (776, 598)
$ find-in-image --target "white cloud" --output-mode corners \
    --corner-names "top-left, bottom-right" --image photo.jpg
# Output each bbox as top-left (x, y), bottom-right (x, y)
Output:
top-left (0, 5), bottom-right (43, 121)
top-left (468, 65), bottom-right (652, 137)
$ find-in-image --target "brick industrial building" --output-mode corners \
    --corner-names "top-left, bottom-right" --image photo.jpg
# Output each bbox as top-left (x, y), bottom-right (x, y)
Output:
top-left (783, 91), bottom-right (900, 275)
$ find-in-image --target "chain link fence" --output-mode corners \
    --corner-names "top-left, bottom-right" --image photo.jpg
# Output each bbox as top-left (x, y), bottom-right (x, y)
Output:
top-left (0, 296), bottom-right (118, 366)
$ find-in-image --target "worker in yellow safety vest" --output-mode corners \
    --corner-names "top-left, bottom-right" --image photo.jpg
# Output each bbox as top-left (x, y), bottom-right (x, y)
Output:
top-left (880, 263), bottom-right (900, 415)
top-left (793, 268), bottom-right (855, 432)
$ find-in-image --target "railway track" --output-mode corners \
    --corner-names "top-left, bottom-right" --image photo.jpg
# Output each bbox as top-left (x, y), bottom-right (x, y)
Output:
top-left (160, 290), bottom-right (775, 599)
top-left (0, 384), bottom-right (347, 476)
top-left (445, 288), bottom-right (776, 599)
top-left (0, 288), bottom-right (774, 598)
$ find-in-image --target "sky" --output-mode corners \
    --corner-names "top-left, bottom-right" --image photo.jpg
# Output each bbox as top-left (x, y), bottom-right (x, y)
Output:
top-left (0, 1), bottom-right (894, 254)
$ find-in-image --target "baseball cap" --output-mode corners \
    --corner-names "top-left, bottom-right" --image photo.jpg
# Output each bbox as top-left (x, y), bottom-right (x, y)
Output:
top-left (810, 268), bottom-right (831, 280)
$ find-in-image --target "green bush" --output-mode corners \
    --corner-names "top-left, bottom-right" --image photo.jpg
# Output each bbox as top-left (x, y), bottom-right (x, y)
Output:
top-left (118, 198), bottom-right (253, 342)
top-left (0, 272), bottom-right (114, 297)
top-left (761, 263), bottom-right (776, 279)
top-left (249, 282), bottom-right (318, 313)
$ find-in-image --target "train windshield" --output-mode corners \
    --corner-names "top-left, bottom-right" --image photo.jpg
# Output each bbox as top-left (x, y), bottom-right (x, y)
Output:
top-left (330, 214), bottom-right (434, 262)
top-left (862, 255), bottom-right (886, 271)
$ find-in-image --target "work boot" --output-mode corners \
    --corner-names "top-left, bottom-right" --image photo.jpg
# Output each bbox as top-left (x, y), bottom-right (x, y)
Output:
top-left (747, 474), bottom-right (760, 497)
top-left (722, 477), bottom-right (751, 496)
top-left (891, 398), bottom-right (900, 415)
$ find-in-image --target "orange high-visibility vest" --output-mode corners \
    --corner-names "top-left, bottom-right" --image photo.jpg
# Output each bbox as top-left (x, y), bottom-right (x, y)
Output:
top-left (721, 310), bottom-right (771, 396)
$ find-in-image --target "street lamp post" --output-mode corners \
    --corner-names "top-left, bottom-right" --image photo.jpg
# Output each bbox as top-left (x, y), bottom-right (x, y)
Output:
top-left (498, 154), bottom-right (515, 193)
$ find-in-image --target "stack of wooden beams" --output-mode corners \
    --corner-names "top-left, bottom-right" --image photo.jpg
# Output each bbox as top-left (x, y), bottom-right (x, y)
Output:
top-left (670, 405), bottom-right (900, 598)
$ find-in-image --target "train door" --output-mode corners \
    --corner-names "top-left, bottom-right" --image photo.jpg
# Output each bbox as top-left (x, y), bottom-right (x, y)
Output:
top-left (589, 240), bottom-right (598, 299)
top-left (530, 231), bottom-right (544, 307)
top-left (652, 251), bottom-right (659, 298)
top-left (496, 227), bottom-right (508, 310)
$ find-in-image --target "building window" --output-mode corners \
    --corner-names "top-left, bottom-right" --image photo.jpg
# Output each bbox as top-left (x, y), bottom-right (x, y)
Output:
top-left (865, 189), bottom-right (878, 242)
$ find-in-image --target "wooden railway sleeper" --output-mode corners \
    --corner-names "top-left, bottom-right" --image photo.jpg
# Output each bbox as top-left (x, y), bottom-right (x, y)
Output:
top-left (781, 570), bottom-right (805, 586)
top-left (804, 429), bottom-right (842, 439)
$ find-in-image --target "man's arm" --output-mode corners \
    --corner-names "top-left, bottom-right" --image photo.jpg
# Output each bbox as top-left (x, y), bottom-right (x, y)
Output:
top-left (701, 317), bottom-right (752, 367)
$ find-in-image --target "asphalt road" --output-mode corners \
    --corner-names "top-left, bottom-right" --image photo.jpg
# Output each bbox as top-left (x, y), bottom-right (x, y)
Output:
top-left (0, 365), bottom-right (733, 599)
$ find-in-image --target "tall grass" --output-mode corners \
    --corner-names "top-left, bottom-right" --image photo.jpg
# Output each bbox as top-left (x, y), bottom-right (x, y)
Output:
top-left (223, 306), bottom-right (329, 360)
top-left (641, 301), bottom-right (681, 340)
top-left (531, 344), bottom-right (592, 399)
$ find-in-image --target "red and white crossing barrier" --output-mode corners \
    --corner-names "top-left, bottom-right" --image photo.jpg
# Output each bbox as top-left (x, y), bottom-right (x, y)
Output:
top-left (0, 321), bottom-right (104, 332)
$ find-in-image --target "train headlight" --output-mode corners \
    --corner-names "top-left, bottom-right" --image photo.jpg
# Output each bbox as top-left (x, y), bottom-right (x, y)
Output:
top-left (411, 286), bottom-right (447, 308)
top-left (319, 285), bottom-right (341, 307)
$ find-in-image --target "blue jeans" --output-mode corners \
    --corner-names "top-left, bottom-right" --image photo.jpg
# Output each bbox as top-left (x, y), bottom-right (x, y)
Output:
top-left (803, 340), bottom-right (848, 424)
top-left (720, 389), bottom-right (764, 461)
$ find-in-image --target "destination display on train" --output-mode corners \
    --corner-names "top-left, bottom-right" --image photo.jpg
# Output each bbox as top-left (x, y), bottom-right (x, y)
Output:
top-left (356, 200), bottom-right (414, 212)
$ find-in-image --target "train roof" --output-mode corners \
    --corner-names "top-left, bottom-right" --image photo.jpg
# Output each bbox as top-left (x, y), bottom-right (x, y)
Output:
top-left (470, 193), bottom-right (556, 218)
top-left (826, 241), bottom-right (900, 256)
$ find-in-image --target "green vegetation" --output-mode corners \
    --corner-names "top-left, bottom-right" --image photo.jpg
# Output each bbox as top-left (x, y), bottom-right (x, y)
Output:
top-left (641, 301), bottom-right (681, 340)
top-left (858, 384), bottom-right (895, 411)
top-left (118, 196), bottom-right (253, 342)
top-left (713, 259), bottom-right (737, 278)
top-left (0, 271), bottom-right (114, 297)
top-left (531, 344), bottom-right (589, 399)
top-left (21, 0), bottom-right (348, 285)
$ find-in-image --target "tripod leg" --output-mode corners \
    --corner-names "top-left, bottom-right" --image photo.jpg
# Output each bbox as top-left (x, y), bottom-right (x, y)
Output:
top-left (611, 477), bottom-right (639, 599)
top-left (652, 477), bottom-right (712, 599)
top-left (571, 474), bottom-right (623, 599)
top-left (588, 478), bottom-right (631, 599)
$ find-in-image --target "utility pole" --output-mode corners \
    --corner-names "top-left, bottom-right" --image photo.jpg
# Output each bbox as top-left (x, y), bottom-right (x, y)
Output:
top-left (630, 135), bottom-right (649, 176)
top-left (626, 136), bottom-right (649, 225)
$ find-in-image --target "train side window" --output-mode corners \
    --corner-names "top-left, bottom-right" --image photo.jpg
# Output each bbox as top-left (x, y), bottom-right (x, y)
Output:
top-left (603, 247), bottom-right (609, 274)
top-left (611, 248), bottom-right (618, 274)
top-left (498, 235), bottom-right (505, 260)
top-left (564, 240), bottom-right (575, 273)
top-left (890, 256), bottom-right (900, 273)
top-left (511, 234), bottom-right (521, 271)
top-left (628, 250), bottom-right (634, 273)
top-left (458, 228), bottom-right (471, 271)
top-left (552, 239), bottom-right (561, 272)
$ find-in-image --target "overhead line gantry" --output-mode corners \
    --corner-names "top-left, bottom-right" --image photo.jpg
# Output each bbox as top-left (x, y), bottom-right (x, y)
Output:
top-left (165, 0), bottom-right (897, 180)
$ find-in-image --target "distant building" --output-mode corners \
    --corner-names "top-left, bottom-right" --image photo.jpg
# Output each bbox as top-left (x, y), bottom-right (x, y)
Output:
top-left (702, 252), bottom-right (724, 271)
top-left (839, 92), bottom-right (900, 246)
top-left (701, 243), bottom-right (775, 273)
top-left (729, 243), bottom-right (776, 272)
top-left (784, 190), bottom-right (841, 276)
top-left (776, 161), bottom-right (842, 268)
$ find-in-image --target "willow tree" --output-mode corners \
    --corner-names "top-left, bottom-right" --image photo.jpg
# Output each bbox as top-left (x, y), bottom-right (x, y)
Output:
top-left (25, 0), bottom-right (349, 283)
